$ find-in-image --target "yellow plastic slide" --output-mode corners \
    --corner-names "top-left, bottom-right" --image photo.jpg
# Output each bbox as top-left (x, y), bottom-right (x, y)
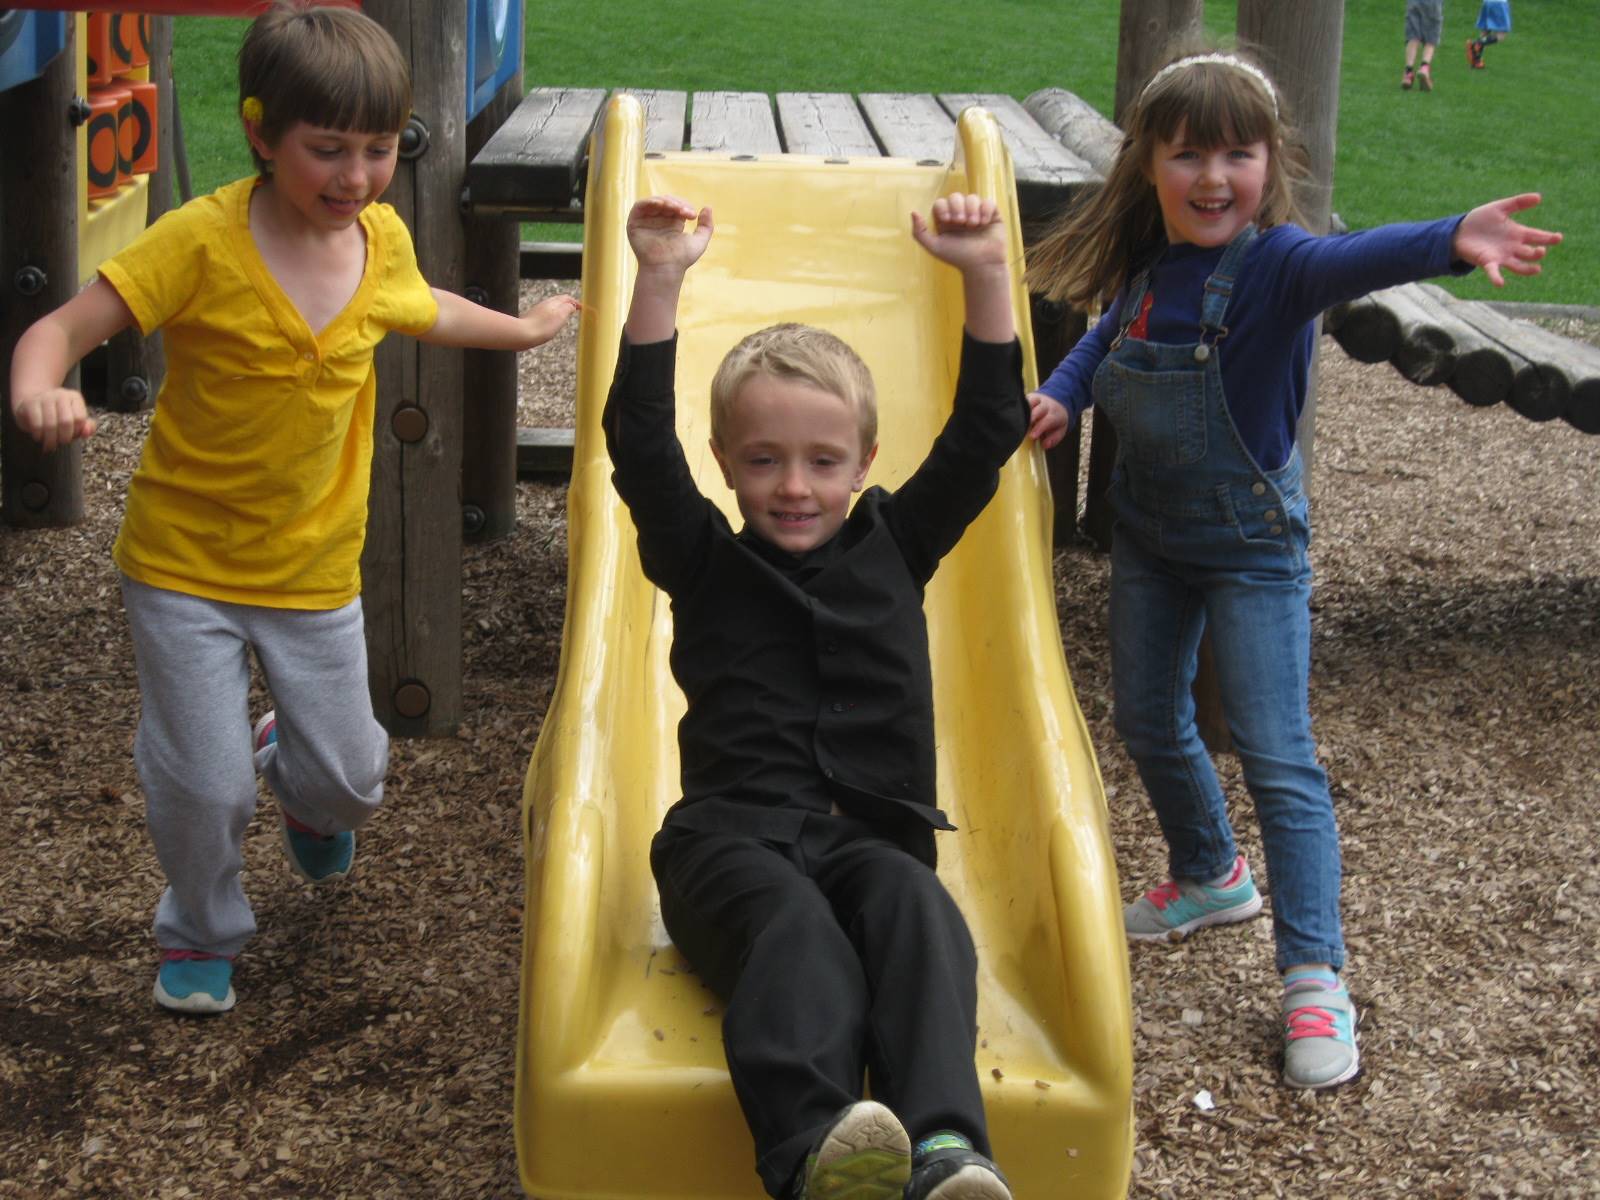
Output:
top-left (517, 94), bottom-right (1131, 1199)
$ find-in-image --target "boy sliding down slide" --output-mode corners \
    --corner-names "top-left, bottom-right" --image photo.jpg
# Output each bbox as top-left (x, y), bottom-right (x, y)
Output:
top-left (604, 192), bottom-right (1027, 1200)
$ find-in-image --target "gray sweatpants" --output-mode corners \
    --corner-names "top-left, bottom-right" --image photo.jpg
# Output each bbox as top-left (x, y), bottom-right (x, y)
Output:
top-left (121, 575), bottom-right (387, 957)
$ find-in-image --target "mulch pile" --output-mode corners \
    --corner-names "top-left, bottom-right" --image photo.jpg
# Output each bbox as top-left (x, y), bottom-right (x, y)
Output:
top-left (2, 289), bottom-right (1596, 1197)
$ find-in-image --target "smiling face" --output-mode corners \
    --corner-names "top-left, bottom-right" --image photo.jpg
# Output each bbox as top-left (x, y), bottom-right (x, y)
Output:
top-left (1147, 121), bottom-right (1269, 248)
top-left (711, 373), bottom-right (877, 555)
top-left (247, 120), bottom-right (399, 233)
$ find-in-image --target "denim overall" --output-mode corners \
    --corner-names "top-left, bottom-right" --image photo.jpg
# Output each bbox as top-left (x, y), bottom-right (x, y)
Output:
top-left (1096, 225), bottom-right (1342, 972)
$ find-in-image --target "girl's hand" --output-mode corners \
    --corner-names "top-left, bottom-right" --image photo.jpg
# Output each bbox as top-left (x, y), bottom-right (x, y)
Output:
top-left (1027, 391), bottom-right (1071, 450)
top-left (520, 294), bottom-right (581, 345)
top-left (910, 193), bottom-right (1008, 272)
top-left (13, 386), bottom-right (96, 453)
top-left (1454, 194), bottom-right (1562, 287)
top-left (626, 196), bottom-right (714, 273)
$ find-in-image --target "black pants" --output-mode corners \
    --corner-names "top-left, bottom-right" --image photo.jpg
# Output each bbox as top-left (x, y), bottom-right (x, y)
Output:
top-left (651, 812), bottom-right (989, 1198)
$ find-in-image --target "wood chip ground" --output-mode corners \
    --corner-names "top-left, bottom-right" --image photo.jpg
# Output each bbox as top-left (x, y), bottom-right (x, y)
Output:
top-left (1, 287), bottom-right (1595, 1197)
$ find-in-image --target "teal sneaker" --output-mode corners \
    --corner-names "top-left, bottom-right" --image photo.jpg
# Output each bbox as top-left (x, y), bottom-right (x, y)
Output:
top-left (256, 710), bottom-right (356, 884)
top-left (790, 1101), bottom-right (911, 1200)
top-left (906, 1133), bottom-right (1012, 1200)
top-left (1123, 854), bottom-right (1263, 943)
top-left (1281, 970), bottom-right (1360, 1088)
top-left (153, 951), bottom-right (235, 1014)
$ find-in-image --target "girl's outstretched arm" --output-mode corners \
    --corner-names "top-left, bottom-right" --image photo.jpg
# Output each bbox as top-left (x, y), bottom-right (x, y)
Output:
top-left (422, 289), bottom-right (580, 349)
top-left (1453, 193), bottom-right (1562, 287)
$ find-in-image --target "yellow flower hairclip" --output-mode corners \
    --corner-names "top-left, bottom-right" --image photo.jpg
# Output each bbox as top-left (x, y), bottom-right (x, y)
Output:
top-left (241, 96), bottom-right (264, 123)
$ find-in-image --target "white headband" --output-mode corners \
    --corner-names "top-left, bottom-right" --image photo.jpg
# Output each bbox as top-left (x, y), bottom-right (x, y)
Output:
top-left (1141, 53), bottom-right (1279, 118)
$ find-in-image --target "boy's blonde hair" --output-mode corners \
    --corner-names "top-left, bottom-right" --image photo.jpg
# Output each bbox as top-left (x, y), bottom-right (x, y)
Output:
top-left (710, 324), bottom-right (878, 453)
top-left (238, 1), bottom-right (411, 173)
top-left (1026, 46), bottom-right (1308, 312)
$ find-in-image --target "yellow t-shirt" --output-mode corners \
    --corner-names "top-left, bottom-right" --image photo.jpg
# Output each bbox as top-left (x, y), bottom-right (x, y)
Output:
top-left (101, 177), bottom-right (438, 609)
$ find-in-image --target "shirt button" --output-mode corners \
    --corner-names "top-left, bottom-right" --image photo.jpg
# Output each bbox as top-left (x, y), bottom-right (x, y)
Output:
top-left (1264, 509), bottom-right (1278, 521)
top-left (822, 640), bottom-right (838, 654)
top-left (1251, 482), bottom-right (1267, 496)
top-left (823, 766), bottom-right (835, 780)
top-left (830, 702), bottom-right (845, 713)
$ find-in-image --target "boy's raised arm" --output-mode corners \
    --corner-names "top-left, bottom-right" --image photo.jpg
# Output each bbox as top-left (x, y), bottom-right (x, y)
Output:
top-left (910, 193), bottom-right (1014, 344)
top-left (624, 196), bottom-right (714, 344)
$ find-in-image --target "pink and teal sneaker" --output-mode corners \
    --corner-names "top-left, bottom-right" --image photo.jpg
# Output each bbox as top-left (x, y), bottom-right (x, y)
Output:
top-left (1123, 854), bottom-right (1263, 943)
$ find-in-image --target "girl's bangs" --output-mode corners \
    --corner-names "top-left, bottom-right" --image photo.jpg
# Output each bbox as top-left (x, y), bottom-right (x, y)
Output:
top-left (1146, 69), bottom-right (1276, 148)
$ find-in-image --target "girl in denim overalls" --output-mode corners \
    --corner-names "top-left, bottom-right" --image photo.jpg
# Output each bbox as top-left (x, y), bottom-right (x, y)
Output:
top-left (1025, 51), bottom-right (1559, 1088)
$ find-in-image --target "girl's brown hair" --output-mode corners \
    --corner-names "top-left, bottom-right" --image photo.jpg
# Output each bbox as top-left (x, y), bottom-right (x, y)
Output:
top-left (1025, 48), bottom-right (1308, 312)
top-left (238, 1), bottom-right (411, 173)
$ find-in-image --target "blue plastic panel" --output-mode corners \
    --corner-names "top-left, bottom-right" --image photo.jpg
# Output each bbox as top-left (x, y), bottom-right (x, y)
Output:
top-left (0, 10), bottom-right (70, 95)
top-left (465, 0), bottom-right (520, 120)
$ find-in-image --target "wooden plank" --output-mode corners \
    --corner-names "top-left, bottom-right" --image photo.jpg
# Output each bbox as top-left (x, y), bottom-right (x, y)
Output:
top-left (858, 93), bottom-right (953, 162)
top-left (516, 427), bottom-right (577, 478)
top-left (617, 88), bottom-right (687, 152)
top-left (466, 85), bottom-right (606, 211)
top-left (938, 93), bottom-right (1098, 220)
top-left (775, 92), bottom-right (880, 157)
top-left (1023, 87), bottom-right (1120, 178)
top-left (689, 91), bottom-right (781, 155)
top-left (520, 241), bottom-right (584, 281)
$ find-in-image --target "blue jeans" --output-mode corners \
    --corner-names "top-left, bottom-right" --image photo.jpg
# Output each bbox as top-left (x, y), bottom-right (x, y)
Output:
top-left (1107, 484), bottom-right (1344, 973)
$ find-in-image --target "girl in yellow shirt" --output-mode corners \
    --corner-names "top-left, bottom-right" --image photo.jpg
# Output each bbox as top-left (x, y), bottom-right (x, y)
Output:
top-left (8, 1), bottom-right (577, 1014)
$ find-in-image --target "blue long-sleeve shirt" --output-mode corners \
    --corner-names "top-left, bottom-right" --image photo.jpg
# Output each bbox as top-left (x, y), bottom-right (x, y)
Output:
top-left (1038, 217), bottom-right (1471, 470)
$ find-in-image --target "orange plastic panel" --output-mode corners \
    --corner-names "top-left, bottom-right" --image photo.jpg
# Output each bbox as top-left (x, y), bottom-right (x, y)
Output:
top-left (85, 88), bottom-right (124, 197)
top-left (127, 79), bottom-right (159, 174)
top-left (85, 12), bottom-right (113, 86)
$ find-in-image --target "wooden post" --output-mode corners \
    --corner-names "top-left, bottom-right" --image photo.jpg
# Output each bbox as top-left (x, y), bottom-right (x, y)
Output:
top-left (459, 21), bottom-right (526, 544)
top-left (1, 20), bottom-right (84, 529)
top-left (361, 0), bottom-right (468, 736)
top-left (1238, 0), bottom-right (1343, 473)
top-left (1083, 0), bottom-right (1206, 550)
top-left (100, 14), bottom-right (172, 415)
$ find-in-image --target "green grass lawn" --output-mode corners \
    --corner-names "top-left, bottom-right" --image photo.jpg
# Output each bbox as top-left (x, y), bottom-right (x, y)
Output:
top-left (172, 0), bottom-right (1593, 303)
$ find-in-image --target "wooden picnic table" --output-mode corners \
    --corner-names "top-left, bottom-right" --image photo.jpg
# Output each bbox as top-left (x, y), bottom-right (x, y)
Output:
top-left (463, 87), bottom-right (1102, 225)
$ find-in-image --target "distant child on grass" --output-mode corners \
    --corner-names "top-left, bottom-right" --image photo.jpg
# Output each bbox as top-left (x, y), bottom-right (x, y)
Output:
top-left (1025, 49), bottom-right (1558, 1089)
top-left (605, 192), bottom-right (1026, 1199)
top-left (1468, 0), bottom-right (1512, 68)
top-left (8, 1), bottom-right (577, 1015)
top-left (1402, 0), bottom-right (1443, 90)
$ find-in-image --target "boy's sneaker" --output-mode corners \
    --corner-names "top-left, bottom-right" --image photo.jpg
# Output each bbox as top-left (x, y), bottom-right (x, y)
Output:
top-left (906, 1133), bottom-right (1011, 1200)
top-left (153, 950), bottom-right (235, 1014)
top-left (257, 710), bottom-right (357, 884)
top-left (1281, 969), bottom-right (1360, 1089)
top-left (1417, 62), bottom-right (1433, 91)
top-left (790, 1101), bottom-right (911, 1200)
top-left (1123, 854), bottom-right (1262, 943)
top-left (1401, 67), bottom-right (1415, 89)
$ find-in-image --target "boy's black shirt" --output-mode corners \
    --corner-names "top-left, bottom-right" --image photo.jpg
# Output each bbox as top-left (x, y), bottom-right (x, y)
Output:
top-left (603, 332), bottom-right (1026, 867)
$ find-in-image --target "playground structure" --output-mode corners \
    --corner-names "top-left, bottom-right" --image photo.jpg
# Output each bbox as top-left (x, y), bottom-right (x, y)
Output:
top-left (515, 92), bottom-right (1130, 1200)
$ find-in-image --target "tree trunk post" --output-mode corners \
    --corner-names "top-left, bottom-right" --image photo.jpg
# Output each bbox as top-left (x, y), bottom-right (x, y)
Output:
top-left (360, 0), bottom-right (468, 736)
top-left (1, 19), bottom-right (84, 529)
top-left (460, 19), bottom-right (526, 544)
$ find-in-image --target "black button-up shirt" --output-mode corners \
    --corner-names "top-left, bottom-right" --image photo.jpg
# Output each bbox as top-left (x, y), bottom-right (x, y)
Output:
top-left (604, 333), bottom-right (1027, 866)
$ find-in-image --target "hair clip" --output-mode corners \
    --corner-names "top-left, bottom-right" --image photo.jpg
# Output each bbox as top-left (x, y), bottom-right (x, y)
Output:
top-left (241, 96), bottom-right (264, 123)
top-left (1141, 54), bottom-right (1279, 118)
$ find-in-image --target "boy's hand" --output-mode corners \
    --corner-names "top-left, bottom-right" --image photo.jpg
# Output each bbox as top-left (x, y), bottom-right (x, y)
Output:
top-left (1454, 193), bottom-right (1562, 287)
top-left (13, 387), bottom-right (96, 453)
top-left (627, 196), bottom-right (714, 273)
top-left (520, 294), bottom-right (581, 346)
top-left (910, 193), bottom-right (1008, 273)
top-left (1027, 392), bottom-right (1071, 450)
